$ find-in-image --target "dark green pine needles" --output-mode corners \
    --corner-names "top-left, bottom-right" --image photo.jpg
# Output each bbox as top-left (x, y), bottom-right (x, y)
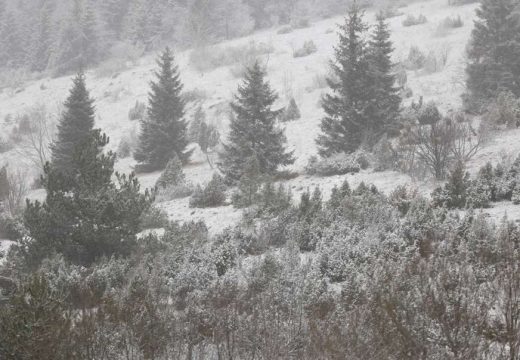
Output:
top-left (51, 72), bottom-right (96, 174)
top-left (466, 0), bottom-right (520, 109)
top-left (135, 47), bottom-right (192, 172)
top-left (219, 62), bottom-right (294, 183)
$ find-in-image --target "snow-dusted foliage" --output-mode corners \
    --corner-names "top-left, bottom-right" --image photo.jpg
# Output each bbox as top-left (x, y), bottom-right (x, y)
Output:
top-left (4, 0), bottom-right (520, 358)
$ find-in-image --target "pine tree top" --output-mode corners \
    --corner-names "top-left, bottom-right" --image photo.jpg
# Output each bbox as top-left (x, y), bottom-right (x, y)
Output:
top-left (370, 14), bottom-right (394, 73)
top-left (231, 62), bottom-right (279, 118)
top-left (148, 47), bottom-right (185, 122)
top-left (51, 72), bottom-right (96, 172)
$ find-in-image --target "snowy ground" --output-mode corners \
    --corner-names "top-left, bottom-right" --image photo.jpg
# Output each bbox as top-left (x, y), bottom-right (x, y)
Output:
top-left (2, 0), bottom-right (520, 234)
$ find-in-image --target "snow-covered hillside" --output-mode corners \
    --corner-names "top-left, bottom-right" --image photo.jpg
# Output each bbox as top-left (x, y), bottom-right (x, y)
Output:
top-left (1, 0), bottom-right (519, 234)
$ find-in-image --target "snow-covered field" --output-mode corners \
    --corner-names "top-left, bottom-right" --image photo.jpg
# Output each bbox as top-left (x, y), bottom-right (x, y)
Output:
top-left (1, 0), bottom-right (519, 233)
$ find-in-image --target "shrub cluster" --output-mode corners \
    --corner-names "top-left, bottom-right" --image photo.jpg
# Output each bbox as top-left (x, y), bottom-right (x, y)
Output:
top-left (305, 151), bottom-right (370, 177)
top-left (189, 173), bottom-right (227, 208)
top-left (402, 14), bottom-right (427, 27)
top-left (293, 40), bottom-right (318, 58)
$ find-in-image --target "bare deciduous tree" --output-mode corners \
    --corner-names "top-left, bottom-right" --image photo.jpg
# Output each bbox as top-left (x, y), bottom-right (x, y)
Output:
top-left (4, 168), bottom-right (29, 216)
top-left (409, 119), bottom-right (456, 180)
top-left (14, 105), bottom-right (57, 172)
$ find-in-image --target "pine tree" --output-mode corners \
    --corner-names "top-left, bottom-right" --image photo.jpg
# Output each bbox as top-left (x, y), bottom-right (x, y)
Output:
top-left (51, 73), bottom-right (95, 173)
top-left (0, 275), bottom-right (72, 359)
top-left (232, 156), bottom-right (263, 208)
top-left (368, 14), bottom-right (401, 137)
top-left (316, 4), bottom-right (373, 156)
top-left (189, 173), bottom-right (227, 208)
top-left (25, 129), bottom-right (153, 266)
top-left (466, 0), bottom-right (520, 109)
top-left (155, 155), bottom-right (185, 189)
top-left (220, 62), bottom-right (294, 183)
top-left (135, 48), bottom-right (191, 172)
top-left (280, 97), bottom-right (301, 122)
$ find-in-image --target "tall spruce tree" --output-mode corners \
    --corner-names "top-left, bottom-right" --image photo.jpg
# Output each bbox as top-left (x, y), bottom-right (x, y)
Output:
top-left (368, 14), bottom-right (401, 137)
top-left (466, 0), bottom-right (520, 109)
top-left (316, 4), bottom-right (374, 156)
top-left (135, 47), bottom-right (191, 172)
top-left (51, 73), bottom-right (95, 173)
top-left (219, 62), bottom-right (294, 182)
top-left (25, 78), bottom-right (153, 267)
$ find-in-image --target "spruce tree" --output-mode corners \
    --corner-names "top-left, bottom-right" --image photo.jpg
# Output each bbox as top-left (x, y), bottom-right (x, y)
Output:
top-left (25, 75), bottom-right (153, 266)
top-left (51, 73), bottom-right (95, 174)
top-left (466, 0), bottom-right (520, 109)
top-left (316, 4), bottom-right (373, 156)
top-left (219, 62), bottom-right (294, 183)
top-left (232, 156), bottom-right (263, 208)
top-left (135, 47), bottom-right (191, 172)
top-left (155, 155), bottom-right (185, 189)
top-left (280, 97), bottom-right (301, 122)
top-left (368, 14), bottom-right (401, 137)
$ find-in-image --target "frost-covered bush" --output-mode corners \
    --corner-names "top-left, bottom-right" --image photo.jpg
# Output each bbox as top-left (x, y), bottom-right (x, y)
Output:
top-left (245, 183), bottom-right (293, 218)
top-left (405, 46), bottom-right (426, 70)
top-left (189, 173), bottom-right (227, 208)
top-left (0, 212), bottom-right (24, 240)
top-left (279, 97), bottom-right (301, 122)
top-left (219, 227), bottom-right (266, 256)
top-left (155, 183), bottom-right (194, 202)
top-left (154, 156), bottom-right (194, 201)
top-left (139, 206), bottom-right (170, 230)
top-left (402, 14), bottom-right (427, 27)
top-left (277, 26), bottom-right (293, 34)
top-left (212, 234), bottom-right (237, 276)
top-left (305, 151), bottom-right (370, 176)
top-left (484, 91), bottom-right (520, 128)
top-left (377, 5), bottom-right (404, 19)
top-left (117, 137), bottom-right (132, 158)
top-left (431, 161), bottom-right (471, 208)
top-left (156, 156), bottom-right (185, 189)
top-left (293, 40), bottom-right (317, 58)
top-left (418, 101), bottom-right (442, 125)
top-left (373, 135), bottom-right (398, 171)
top-left (389, 185), bottom-right (419, 216)
top-left (442, 15), bottom-right (464, 29)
